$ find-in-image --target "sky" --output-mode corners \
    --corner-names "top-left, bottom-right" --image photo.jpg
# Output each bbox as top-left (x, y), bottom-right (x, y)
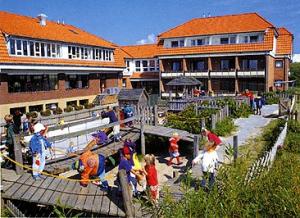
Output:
top-left (0, 0), bottom-right (299, 53)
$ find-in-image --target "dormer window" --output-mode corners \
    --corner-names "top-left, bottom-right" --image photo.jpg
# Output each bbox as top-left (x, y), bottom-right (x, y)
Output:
top-left (250, 35), bottom-right (259, 43)
top-left (220, 37), bottom-right (229, 44)
top-left (171, 40), bottom-right (184, 48)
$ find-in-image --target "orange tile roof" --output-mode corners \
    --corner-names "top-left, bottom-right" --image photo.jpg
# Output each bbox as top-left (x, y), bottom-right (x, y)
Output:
top-left (0, 11), bottom-right (115, 48)
top-left (158, 13), bottom-right (273, 39)
top-left (121, 44), bottom-right (158, 58)
top-left (157, 28), bottom-right (275, 56)
top-left (0, 31), bottom-right (125, 68)
top-left (130, 72), bottom-right (159, 79)
top-left (276, 27), bottom-right (293, 55)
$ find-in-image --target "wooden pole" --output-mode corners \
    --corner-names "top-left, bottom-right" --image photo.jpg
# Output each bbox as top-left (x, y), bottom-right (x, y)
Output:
top-left (211, 114), bottom-right (216, 130)
top-left (233, 135), bottom-right (238, 163)
top-left (201, 118), bottom-right (205, 128)
top-left (119, 169), bottom-right (134, 218)
top-left (12, 134), bottom-right (24, 175)
top-left (141, 119), bottom-right (145, 155)
top-left (193, 135), bottom-right (200, 158)
top-left (154, 105), bottom-right (158, 126)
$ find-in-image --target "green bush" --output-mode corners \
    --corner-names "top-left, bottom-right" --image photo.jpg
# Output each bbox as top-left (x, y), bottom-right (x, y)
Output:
top-left (74, 105), bottom-right (84, 111)
top-left (213, 117), bottom-right (235, 136)
top-left (40, 109), bottom-right (51, 116)
top-left (53, 107), bottom-right (63, 115)
top-left (64, 105), bottom-right (73, 113)
top-left (84, 103), bottom-right (94, 109)
top-left (285, 120), bottom-right (300, 153)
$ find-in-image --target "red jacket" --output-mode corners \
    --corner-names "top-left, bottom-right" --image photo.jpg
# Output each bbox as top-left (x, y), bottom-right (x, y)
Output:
top-left (169, 137), bottom-right (179, 152)
top-left (145, 165), bottom-right (158, 186)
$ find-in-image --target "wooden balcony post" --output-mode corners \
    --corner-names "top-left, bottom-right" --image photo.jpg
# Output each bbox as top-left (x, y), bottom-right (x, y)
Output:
top-left (183, 58), bottom-right (188, 73)
top-left (208, 57), bottom-right (212, 92)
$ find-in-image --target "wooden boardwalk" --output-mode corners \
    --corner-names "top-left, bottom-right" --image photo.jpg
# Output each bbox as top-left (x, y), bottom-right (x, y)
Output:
top-left (1, 169), bottom-right (126, 217)
top-left (45, 128), bottom-right (140, 174)
top-left (137, 124), bottom-right (195, 142)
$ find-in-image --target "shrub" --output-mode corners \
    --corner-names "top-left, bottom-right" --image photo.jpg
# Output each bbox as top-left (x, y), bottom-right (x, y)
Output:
top-left (285, 120), bottom-right (300, 153)
top-left (84, 103), bottom-right (94, 109)
top-left (64, 105), bottom-right (73, 113)
top-left (74, 105), bottom-right (84, 111)
top-left (213, 117), bottom-right (235, 136)
top-left (40, 109), bottom-right (51, 116)
top-left (53, 107), bottom-right (63, 115)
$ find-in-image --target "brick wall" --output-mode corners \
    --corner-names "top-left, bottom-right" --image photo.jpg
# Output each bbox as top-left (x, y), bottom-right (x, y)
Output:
top-left (266, 55), bottom-right (275, 91)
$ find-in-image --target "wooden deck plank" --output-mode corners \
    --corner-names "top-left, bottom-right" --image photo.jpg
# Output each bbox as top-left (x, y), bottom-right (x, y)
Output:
top-left (38, 178), bottom-right (62, 205)
top-left (11, 174), bottom-right (35, 199)
top-left (29, 177), bottom-right (54, 202)
top-left (4, 183), bottom-right (22, 197)
top-left (65, 181), bottom-right (82, 208)
top-left (59, 180), bottom-right (77, 206)
top-left (21, 178), bottom-right (44, 200)
top-left (108, 188), bottom-right (122, 216)
top-left (83, 183), bottom-right (98, 211)
top-left (74, 186), bottom-right (88, 210)
top-left (46, 179), bottom-right (68, 205)
top-left (93, 188), bottom-right (105, 214)
top-left (100, 194), bottom-right (111, 215)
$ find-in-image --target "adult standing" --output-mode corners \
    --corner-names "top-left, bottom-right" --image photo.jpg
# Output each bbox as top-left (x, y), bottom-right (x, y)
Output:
top-left (244, 89), bottom-right (254, 111)
top-left (201, 128), bottom-right (223, 151)
top-left (29, 123), bottom-right (53, 180)
top-left (3, 115), bottom-right (15, 169)
top-left (13, 109), bottom-right (22, 133)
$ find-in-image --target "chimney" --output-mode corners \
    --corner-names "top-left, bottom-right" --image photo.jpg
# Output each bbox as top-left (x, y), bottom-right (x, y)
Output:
top-left (37, 13), bottom-right (47, 26)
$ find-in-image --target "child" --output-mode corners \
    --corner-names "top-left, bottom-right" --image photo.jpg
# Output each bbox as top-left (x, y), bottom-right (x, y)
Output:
top-left (118, 146), bottom-right (142, 197)
top-left (144, 154), bottom-right (159, 202)
top-left (255, 92), bottom-right (263, 115)
top-left (192, 142), bottom-right (219, 190)
top-left (167, 132), bottom-right (182, 166)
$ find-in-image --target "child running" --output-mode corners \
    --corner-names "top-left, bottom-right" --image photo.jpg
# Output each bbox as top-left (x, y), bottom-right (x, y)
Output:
top-left (144, 154), bottom-right (159, 203)
top-left (167, 132), bottom-right (182, 166)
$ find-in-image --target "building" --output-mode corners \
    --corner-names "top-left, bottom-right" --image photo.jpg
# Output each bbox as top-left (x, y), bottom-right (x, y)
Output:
top-left (156, 13), bottom-right (293, 96)
top-left (121, 44), bottom-right (159, 95)
top-left (0, 11), bottom-right (125, 118)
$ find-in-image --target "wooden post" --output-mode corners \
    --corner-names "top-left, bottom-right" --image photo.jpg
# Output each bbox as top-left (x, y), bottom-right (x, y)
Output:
top-left (141, 120), bottom-right (145, 155)
top-left (119, 169), bottom-right (135, 218)
top-left (233, 135), bottom-right (238, 163)
top-left (154, 105), bottom-right (158, 126)
top-left (211, 114), bottom-right (216, 130)
top-left (12, 134), bottom-right (24, 175)
top-left (201, 118), bottom-right (205, 128)
top-left (195, 102), bottom-right (198, 115)
top-left (225, 104), bottom-right (229, 117)
top-left (193, 135), bottom-right (200, 158)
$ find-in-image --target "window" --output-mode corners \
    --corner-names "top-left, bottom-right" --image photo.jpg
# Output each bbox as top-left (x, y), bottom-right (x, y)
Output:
top-left (67, 101), bottom-right (77, 107)
top-left (229, 36), bottom-right (236, 44)
top-left (194, 61), bottom-right (205, 71)
top-left (275, 60), bottom-right (283, 68)
top-left (35, 42), bottom-right (40, 56)
top-left (220, 37), bottom-right (229, 44)
top-left (126, 60), bottom-right (130, 68)
top-left (220, 60), bottom-right (230, 70)
top-left (179, 40), bottom-right (184, 47)
top-left (7, 75), bottom-right (58, 93)
top-left (79, 99), bottom-right (88, 106)
top-left (29, 41), bottom-right (34, 56)
top-left (250, 35), bottom-right (259, 43)
top-left (9, 39), bottom-right (16, 55)
top-left (142, 60), bottom-right (148, 72)
top-left (241, 36), bottom-right (249, 43)
top-left (249, 60), bottom-right (258, 70)
top-left (149, 60), bottom-right (155, 71)
top-left (172, 61), bottom-right (181, 72)
top-left (135, 61), bottom-right (141, 71)
top-left (171, 41), bottom-right (179, 48)
top-left (65, 75), bottom-right (89, 89)
top-left (41, 43), bottom-right (45, 57)
top-left (197, 39), bottom-right (203, 45)
top-left (22, 41), bottom-right (28, 55)
top-left (191, 40), bottom-right (196, 46)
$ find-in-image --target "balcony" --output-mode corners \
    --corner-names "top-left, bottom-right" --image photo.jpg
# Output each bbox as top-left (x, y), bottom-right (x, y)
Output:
top-left (237, 70), bottom-right (265, 77)
top-left (161, 71), bottom-right (184, 78)
top-left (184, 71), bottom-right (209, 77)
top-left (210, 70), bottom-right (236, 78)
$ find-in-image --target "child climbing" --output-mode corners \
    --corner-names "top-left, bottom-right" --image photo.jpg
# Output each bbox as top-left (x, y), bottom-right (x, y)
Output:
top-left (167, 132), bottom-right (182, 166)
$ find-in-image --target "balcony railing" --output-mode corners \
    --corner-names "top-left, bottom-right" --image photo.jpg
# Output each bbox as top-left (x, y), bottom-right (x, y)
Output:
top-left (237, 70), bottom-right (265, 77)
top-left (210, 70), bottom-right (236, 78)
top-left (161, 71), bottom-right (184, 78)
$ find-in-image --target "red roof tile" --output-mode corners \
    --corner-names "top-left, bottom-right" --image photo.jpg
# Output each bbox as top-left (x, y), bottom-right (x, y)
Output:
top-left (0, 11), bottom-right (115, 48)
top-left (121, 44), bottom-right (158, 58)
top-left (158, 13), bottom-right (273, 39)
top-left (276, 27), bottom-right (293, 55)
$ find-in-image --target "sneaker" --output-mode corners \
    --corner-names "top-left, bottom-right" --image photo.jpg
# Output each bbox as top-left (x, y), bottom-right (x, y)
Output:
top-left (33, 175), bottom-right (41, 181)
top-left (100, 185), bottom-right (110, 192)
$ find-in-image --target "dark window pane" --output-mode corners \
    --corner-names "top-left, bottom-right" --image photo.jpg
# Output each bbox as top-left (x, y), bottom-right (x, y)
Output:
top-left (29, 41), bottom-right (34, 56)
top-left (220, 38), bottom-right (229, 44)
top-left (41, 43), bottom-right (45, 56)
top-left (23, 41), bottom-right (28, 55)
top-left (171, 41), bottom-right (178, 48)
top-left (10, 39), bottom-right (15, 55)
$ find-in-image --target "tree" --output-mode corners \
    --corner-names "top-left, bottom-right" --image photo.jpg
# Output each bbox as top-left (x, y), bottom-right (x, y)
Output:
top-left (290, 62), bottom-right (300, 86)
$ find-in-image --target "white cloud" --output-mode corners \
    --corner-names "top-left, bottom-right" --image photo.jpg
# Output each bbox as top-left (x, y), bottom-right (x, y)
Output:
top-left (292, 54), bottom-right (300, 63)
top-left (136, 33), bottom-right (156, 45)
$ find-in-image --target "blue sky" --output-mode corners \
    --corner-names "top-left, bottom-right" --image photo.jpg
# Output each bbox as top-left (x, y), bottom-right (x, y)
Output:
top-left (0, 0), bottom-right (299, 53)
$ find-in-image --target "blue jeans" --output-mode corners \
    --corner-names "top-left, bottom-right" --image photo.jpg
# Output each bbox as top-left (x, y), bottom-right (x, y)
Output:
top-left (201, 172), bottom-right (215, 189)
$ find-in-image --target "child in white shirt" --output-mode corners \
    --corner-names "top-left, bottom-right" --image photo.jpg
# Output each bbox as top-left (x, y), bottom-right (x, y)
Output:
top-left (192, 143), bottom-right (219, 190)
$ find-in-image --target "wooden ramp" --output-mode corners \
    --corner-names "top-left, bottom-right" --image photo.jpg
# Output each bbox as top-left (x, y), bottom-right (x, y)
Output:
top-left (136, 124), bottom-right (195, 142)
top-left (45, 128), bottom-right (140, 174)
top-left (1, 169), bottom-right (126, 217)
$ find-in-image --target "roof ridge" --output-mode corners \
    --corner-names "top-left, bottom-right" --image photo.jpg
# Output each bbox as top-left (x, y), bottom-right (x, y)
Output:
top-left (277, 27), bottom-right (293, 35)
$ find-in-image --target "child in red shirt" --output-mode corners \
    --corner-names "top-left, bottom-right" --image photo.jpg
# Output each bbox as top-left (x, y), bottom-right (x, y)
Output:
top-left (144, 154), bottom-right (159, 202)
top-left (167, 132), bottom-right (182, 165)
